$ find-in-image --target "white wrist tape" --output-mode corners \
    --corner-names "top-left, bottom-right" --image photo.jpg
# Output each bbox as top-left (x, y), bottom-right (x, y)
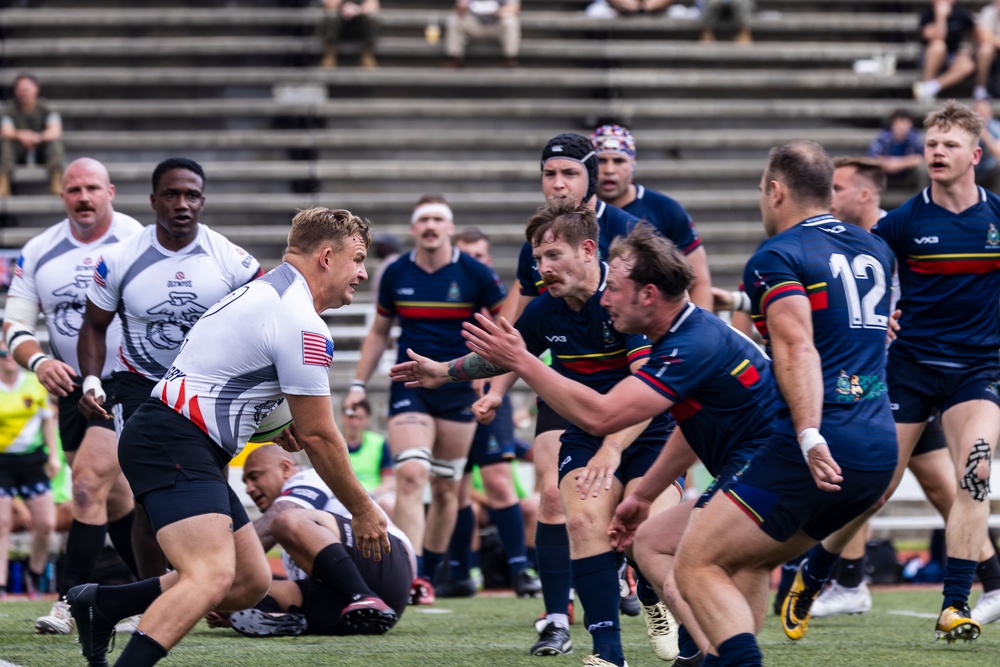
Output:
top-left (731, 290), bottom-right (752, 313)
top-left (27, 352), bottom-right (49, 373)
top-left (5, 322), bottom-right (39, 353)
top-left (82, 375), bottom-right (106, 402)
top-left (350, 379), bottom-right (366, 391)
top-left (797, 427), bottom-right (825, 461)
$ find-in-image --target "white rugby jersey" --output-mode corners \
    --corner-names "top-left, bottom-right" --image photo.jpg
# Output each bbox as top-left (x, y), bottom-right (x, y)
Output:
top-left (276, 467), bottom-right (412, 581)
top-left (7, 212), bottom-right (143, 378)
top-left (153, 263), bottom-right (331, 457)
top-left (88, 223), bottom-right (262, 382)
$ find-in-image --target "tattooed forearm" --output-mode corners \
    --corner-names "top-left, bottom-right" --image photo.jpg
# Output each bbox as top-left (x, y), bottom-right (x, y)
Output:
top-left (447, 353), bottom-right (508, 382)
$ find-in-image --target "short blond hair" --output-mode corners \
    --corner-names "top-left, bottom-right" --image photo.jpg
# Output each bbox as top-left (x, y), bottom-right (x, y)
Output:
top-left (287, 207), bottom-right (372, 255)
top-left (924, 100), bottom-right (983, 140)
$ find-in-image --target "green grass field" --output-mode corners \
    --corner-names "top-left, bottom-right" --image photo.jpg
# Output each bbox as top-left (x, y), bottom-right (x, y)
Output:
top-left (1, 588), bottom-right (998, 667)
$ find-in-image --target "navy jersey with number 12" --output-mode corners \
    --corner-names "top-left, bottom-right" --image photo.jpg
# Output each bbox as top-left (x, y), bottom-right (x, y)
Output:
top-left (744, 214), bottom-right (896, 471)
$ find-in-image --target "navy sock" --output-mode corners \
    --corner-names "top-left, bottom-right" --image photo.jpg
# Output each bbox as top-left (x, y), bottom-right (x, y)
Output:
top-left (113, 631), bottom-right (167, 667)
top-left (838, 556), bottom-right (865, 588)
top-left (447, 505), bottom-right (475, 581)
top-left (488, 503), bottom-right (528, 575)
top-left (702, 653), bottom-right (722, 666)
top-left (313, 543), bottom-right (376, 601)
top-left (61, 521), bottom-right (109, 595)
top-left (802, 543), bottom-right (840, 592)
top-left (526, 546), bottom-right (537, 570)
top-left (778, 553), bottom-right (806, 596)
top-left (536, 522), bottom-right (572, 616)
top-left (677, 624), bottom-right (700, 659)
top-left (718, 632), bottom-right (763, 667)
top-left (943, 557), bottom-right (978, 610)
top-left (421, 549), bottom-right (447, 582)
top-left (416, 554), bottom-right (424, 575)
top-left (96, 577), bottom-right (162, 621)
top-left (629, 557), bottom-right (659, 607)
top-left (573, 551), bottom-right (623, 666)
top-left (107, 510), bottom-right (140, 580)
top-left (977, 552), bottom-right (1000, 594)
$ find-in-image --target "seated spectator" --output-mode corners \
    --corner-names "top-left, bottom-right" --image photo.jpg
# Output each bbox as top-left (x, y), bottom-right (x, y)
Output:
top-left (341, 399), bottom-right (396, 517)
top-left (217, 445), bottom-right (414, 637)
top-left (445, 0), bottom-right (521, 68)
top-left (0, 341), bottom-right (60, 599)
top-left (319, 0), bottom-right (380, 69)
top-left (867, 108), bottom-right (926, 191)
top-left (606, 0), bottom-right (676, 14)
top-left (974, 98), bottom-right (1000, 191)
top-left (700, 0), bottom-right (754, 44)
top-left (913, 0), bottom-right (977, 101)
top-left (0, 73), bottom-right (64, 198)
top-left (975, 0), bottom-right (1000, 100)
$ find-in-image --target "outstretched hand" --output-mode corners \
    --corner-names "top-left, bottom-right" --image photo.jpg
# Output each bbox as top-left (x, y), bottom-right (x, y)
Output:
top-left (388, 348), bottom-right (449, 389)
top-left (461, 313), bottom-right (528, 370)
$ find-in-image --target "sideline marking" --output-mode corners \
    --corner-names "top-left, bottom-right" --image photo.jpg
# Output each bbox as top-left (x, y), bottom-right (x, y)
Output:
top-left (889, 610), bottom-right (939, 619)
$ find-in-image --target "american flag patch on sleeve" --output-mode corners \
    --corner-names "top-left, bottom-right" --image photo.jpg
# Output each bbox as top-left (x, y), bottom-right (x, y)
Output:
top-left (302, 331), bottom-right (333, 367)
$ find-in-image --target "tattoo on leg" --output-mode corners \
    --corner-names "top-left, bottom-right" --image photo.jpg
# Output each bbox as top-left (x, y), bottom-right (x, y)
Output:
top-left (447, 353), bottom-right (508, 382)
top-left (961, 439), bottom-right (992, 502)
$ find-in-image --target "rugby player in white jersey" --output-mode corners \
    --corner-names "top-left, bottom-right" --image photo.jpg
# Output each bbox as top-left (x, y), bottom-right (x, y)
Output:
top-left (66, 207), bottom-right (390, 667)
top-left (2, 157), bottom-right (143, 635)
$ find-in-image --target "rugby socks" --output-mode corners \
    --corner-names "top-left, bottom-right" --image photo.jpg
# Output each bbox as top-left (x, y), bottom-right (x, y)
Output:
top-left (313, 543), bottom-right (377, 601)
top-left (837, 556), bottom-right (866, 589)
top-left (677, 624), bottom-right (700, 662)
top-left (96, 577), bottom-right (162, 620)
top-left (61, 520), bottom-right (108, 595)
top-left (776, 552), bottom-right (806, 604)
top-left (446, 505), bottom-right (475, 581)
top-left (802, 543), bottom-right (840, 592)
top-left (114, 630), bottom-right (168, 667)
top-left (718, 632), bottom-right (763, 667)
top-left (421, 549), bottom-right (447, 582)
top-left (107, 509), bottom-right (140, 579)
top-left (488, 503), bottom-right (528, 575)
top-left (942, 557), bottom-right (978, 610)
top-left (526, 546), bottom-right (537, 570)
top-left (976, 552), bottom-right (1000, 593)
top-left (629, 557), bottom-right (659, 607)
top-left (573, 551), bottom-right (624, 667)
top-left (536, 522), bottom-right (572, 620)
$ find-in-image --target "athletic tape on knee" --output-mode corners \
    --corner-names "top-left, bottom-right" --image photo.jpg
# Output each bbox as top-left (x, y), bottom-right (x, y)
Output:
top-left (394, 447), bottom-right (432, 470)
top-left (430, 457), bottom-right (468, 480)
top-left (961, 439), bottom-right (992, 502)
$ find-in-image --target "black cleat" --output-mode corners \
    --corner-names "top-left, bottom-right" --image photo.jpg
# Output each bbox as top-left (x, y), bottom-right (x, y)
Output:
top-left (340, 596), bottom-right (398, 635)
top-left (530, 621), bottom-right (573, 656)
top-left (513, 569), bottom-right (542, 598)
top-left (230, 609), bottom-right (307, 637)
top-left (436, 578), bottom-right (478, 598)
top-left (67, 584), bottom-right (117, 667)
top-left (672, 652), bottom-right (704, 667)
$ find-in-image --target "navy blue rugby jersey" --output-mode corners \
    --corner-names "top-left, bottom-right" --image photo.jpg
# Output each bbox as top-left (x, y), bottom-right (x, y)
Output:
top-left (623, 184), bottom-right (702, 255)
top-left (874, 186), bottom-right (1000, 365)
top-left (517, 200), bottom-right (634, 297)
top-left (744, 214), bottom-right (896, 471)
top-left (378, 248), bottom-right (507, 364)
top-left (633, 303), bottom-right (776, 476)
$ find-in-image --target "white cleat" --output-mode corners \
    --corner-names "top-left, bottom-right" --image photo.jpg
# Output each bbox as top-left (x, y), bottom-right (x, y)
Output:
top-left (641, 602), bottom-right (679, 661)
top-left (114, 614), bottom-right (141, 634)
top-left (582, 656), bottom-right (629, 667)
top-left (972, 589), bottom-right (1000, 625)
top-left (34, 599), bottom-right (75, 635)
top-left (811, 582), bottom-right (872, 618)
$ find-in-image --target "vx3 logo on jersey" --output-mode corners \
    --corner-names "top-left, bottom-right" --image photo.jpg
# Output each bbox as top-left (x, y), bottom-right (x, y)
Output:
top-left (545, 335), bottom-right (567, 343)
top-left (914, 236), bottom-right (939, 244)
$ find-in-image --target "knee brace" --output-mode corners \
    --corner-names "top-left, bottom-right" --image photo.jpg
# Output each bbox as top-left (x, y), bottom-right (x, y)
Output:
top-left (394, 447), bottom-right (432, 470)
top-left (960, 439), bottom-right (992, 502)
top-left (430, 457), bottom-right (468, 480)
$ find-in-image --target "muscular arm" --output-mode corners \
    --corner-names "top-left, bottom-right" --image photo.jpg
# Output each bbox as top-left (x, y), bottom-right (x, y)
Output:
top-left (686, 246), bottom-right (714, 311)
top-left (77, 299), bottom-right (117, 418)
top-left (253, 498), bottom-right (301, 552)
top-left (447, 352), bottom-right (509, 382)
top-left (764, 294), bottom-right (823, 435)
top-left (4, 296), bottom-right (77, 396)
top-left (284, 393), bottom-right (389, 559)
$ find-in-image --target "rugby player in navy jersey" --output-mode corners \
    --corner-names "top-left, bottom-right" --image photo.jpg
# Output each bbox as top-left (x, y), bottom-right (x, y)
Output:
top-left (391, 202), bottom-right (680, 666)
top-left (499, 133), bottom-right (640, 647)
top-left (590, 124), bottom-right (713, 310)
top-left (345, 194), bottom-right (507, 606)
top-left (871, 101), bottom-right (1000, 641)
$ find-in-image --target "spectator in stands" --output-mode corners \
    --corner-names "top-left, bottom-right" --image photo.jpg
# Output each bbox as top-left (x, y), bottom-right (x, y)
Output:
top-left (0, 73), bottom-right (64, 198)
top-left (867, 108), bottom-right (926, 191)
top-left (974, 98), bottom-right (1000, 191)
top-left (341, 399), bottom-right (396, 517)
top-left (319, 0), bottom-right (380, 69)
top-left (913, 0), bottom-right (977, 101)
top-left (604, 0), bottom-right (676, 15)
top-left (444, 0), bottom-right (521, 69)
top-left (0, 341), bottom-right (60, 600)
top-left (699, 0), bottom-right (754, 44)
top-left (974, 0), bottom-right (1000, 100)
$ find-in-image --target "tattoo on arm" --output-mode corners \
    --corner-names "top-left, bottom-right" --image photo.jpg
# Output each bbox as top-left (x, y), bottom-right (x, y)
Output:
top-left (447, 353), bottom-right (508, 382)
top-left (252, 500), bottom-right (299, 551)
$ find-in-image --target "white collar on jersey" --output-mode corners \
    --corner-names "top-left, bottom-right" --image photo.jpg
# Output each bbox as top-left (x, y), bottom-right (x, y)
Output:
top-left (921, 186), bottom-right (987, 204)
top-left (408, 247), bottom-right (461, 264)
top-left (595, 200), bottom-right (606, 218)
top-left (635, 184), bottom-right (645, 200)
top-left (668, 301), bottom-right (697, 333)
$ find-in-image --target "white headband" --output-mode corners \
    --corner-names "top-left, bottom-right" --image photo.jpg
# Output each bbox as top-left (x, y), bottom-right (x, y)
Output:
top-left (411, 203), bottom-right (454, 224)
